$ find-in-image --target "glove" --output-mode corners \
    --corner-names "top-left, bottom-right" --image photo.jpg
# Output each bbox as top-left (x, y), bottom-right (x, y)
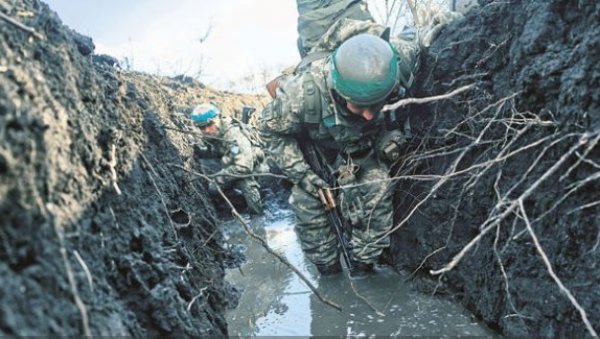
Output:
top-left (378, 130), bottom-right (407, 162)
top-left (298, 171), bottom-right (328, 196)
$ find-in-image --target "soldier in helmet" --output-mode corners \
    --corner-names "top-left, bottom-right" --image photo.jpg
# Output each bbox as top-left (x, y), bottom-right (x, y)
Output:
top-left (260, 11), bottom-right (458, 275)
top-left (191, 103), bottom-right (264, 215)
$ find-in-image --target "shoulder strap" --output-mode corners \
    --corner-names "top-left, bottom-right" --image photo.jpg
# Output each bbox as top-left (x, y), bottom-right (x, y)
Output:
top-left (295, 50), bottom-right (331, 73)
top-left (302, 72), bottom-right (322, 125)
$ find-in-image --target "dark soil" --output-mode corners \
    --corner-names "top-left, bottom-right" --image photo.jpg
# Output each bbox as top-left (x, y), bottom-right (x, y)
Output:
top-left (388, 0), bottom-right (599, 337)
top-left (0, 0), bottom-right (265, 336)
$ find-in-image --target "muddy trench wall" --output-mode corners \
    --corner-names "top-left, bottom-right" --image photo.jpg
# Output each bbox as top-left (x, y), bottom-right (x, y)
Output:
top-left (388, 0), bottom-right (599, 337)
top-left (0, 0), bottom-right (265, 336)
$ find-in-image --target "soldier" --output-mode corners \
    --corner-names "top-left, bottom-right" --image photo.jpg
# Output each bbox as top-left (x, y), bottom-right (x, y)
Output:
top-left (191, 103), bottom-right (265, 215)
top-left (260, 11), bottom-right (459, 275)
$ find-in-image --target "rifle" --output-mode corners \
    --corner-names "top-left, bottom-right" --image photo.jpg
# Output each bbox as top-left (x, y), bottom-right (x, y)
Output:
top-left (297, 137), bottom-right (354, 271)
top-left (241, 106), bottom-right (256, 124)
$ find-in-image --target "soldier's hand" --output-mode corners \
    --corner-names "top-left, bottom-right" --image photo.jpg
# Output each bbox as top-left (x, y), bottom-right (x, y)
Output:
top-left (298, 171), bottom-right (328, 195)
top-left (378, 130), bottom-right (407, 162)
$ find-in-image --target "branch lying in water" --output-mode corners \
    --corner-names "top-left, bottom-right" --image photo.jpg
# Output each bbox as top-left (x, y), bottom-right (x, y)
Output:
top-left (171, 164), bottom-right (343, 312)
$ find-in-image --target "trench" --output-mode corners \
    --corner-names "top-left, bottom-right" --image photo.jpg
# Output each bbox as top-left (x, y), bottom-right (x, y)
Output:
top-left (222, 190), bottom-right (497, 337)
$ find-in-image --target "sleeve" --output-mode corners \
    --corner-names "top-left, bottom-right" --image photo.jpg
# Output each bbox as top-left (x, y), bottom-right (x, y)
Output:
top-left (258, 78), bottom-right (314, 185)
top-left (220, 126), bottom-right (254, 178)
top-left (390, 33), bottom-right (421, 90)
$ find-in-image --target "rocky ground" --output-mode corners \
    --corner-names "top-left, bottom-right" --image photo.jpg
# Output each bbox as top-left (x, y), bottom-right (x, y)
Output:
top-left (388, 0), bottom-right (599, 337)
top-left (0, 0), bottom-right (265, 336)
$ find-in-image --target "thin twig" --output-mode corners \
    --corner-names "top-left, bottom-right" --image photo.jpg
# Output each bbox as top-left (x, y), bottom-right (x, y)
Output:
top-left (430, 133), bottom-right (590, 275)
top-left (519, 200), bottom-right (598, 337)
top-left (0, 11), bottom-right (44, 39)
top-left (73, 250), bottom-right (94, 293)
top-left (47, 206), bottom-right (91, 336)
top-left (349, 279), bottom-right (385, 316)
top-left (175, 165), bottom-right (342, 312)
top-left (383, 84), bottom-right (475, 112)
top-left (187, 287), bottom-right (208, 312)
top-left (140, 154), bottom-right (178, 240)
top-left (109, 144), bottom-right (122, 195)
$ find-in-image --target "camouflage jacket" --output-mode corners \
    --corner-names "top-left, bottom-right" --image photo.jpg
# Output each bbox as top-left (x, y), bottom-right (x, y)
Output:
top-left (259, 19), bottom-right (420, 185)
top-left (202, 118), bottom-right (264, 184)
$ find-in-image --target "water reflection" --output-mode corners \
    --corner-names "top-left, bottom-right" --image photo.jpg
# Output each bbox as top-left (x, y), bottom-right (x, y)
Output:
top-left (224, 198), bottom-right (496, 337)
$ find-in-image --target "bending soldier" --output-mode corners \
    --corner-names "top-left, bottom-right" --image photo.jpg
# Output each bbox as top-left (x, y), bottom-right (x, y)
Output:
top-left (191, 103), bottom-right (264, 215)
top-left (260, 9), bottom-right (459, 275)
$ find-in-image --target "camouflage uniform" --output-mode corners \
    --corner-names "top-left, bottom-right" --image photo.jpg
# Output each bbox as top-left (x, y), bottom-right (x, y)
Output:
top-left (200, 117), bottom-right (265, 214)
top-left (296, 0), bottom-right (373, 56)
top-left (259, 19), bottom-right (420, 268)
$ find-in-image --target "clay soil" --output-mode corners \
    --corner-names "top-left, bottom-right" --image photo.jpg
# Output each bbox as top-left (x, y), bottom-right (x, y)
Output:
top-left (0, 0), bottom-right (266, 336)
top-left (2, 0), bottom-right (599, 337)
top-left (388, 0), bottom-right (599, 337)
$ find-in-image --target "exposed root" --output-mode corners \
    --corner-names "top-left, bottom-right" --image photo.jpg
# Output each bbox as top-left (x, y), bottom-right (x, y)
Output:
top-left (382, 83), bottom-right (475, 112)
top-left (73, 250), bottom-right (94, 293)
top-left (0, 11), bottom-right (44, 39)
top-left (519, 200), bottom-right (598, 338)
top-left (109, 144), bottom-right (122, 195)
top-left (140, 154), bottom-right (178, 240)
top-left (172, 164), bottom-right (342, 312)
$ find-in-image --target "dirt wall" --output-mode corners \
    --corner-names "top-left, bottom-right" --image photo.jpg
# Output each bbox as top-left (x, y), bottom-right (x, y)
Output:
top-left (389, 0), bottom-right (599, 336)
top-left (0, 0), bottom-right (265, 335)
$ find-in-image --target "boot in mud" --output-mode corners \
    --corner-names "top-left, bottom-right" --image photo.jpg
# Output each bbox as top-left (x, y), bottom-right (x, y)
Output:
top-left (316, 261), bottom-right (342, 276)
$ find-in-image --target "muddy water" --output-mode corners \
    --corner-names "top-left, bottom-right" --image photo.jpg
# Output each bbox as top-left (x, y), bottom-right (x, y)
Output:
top-left (223, 196), bottom-right (496, 337)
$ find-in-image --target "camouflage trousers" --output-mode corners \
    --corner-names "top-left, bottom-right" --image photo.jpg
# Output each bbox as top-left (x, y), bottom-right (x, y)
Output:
top-left (235, 179), bottom-right (263, 214)
top-left (289, 157), bottom-right (392, 266)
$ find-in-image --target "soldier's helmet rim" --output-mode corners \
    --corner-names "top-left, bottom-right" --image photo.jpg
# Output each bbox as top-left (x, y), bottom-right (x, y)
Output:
top-left (191, 103), bottom-right (220, 127)
top-left (330, 33), bottom-right (399, 106)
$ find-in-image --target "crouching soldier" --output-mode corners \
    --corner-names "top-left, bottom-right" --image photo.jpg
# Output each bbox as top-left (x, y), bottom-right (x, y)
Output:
top-left (191, 103), bottom-right (265, 214)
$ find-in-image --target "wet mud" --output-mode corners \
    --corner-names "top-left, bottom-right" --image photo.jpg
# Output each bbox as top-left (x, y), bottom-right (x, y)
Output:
top-left (388, 0), bottom-right (599, 336)
top-left (0, 0), bottom-right (264, 336)
top-left (1, 0), bottom-right (598, 336)
top-left (224, 192), bottom-right (496, 337)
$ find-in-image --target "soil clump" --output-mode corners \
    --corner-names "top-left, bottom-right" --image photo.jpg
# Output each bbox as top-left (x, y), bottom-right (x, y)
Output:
top-left (0, 0), bottom-right (265, 336)
top-left (388, 0), bottom-right (599, 336)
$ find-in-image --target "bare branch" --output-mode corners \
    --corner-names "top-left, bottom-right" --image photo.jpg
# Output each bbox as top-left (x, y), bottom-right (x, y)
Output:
top-left (519, 200), bottom-right (598, 337)
top-left (171, 164), bottom-right (342, 312)
top-left (430, 133), bottom-right (591, 275)
top-left (383, 84), bottom-right (476, 112)
top-left (0, 11), bottom-right (44, 39)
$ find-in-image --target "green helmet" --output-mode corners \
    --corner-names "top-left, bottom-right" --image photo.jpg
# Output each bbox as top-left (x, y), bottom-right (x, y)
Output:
top-left (329, 33), bottom-right (399, 106)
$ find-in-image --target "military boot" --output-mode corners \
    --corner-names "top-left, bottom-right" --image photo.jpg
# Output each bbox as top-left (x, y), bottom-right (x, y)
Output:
top-left (349, 260), bottom-right (374, 277)
top-left (316, 261), bottom-right (342, 276)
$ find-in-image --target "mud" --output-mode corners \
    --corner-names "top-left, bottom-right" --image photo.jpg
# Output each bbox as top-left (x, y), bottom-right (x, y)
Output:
top-left (0, 0), bottom-right (265, 336)
top-left (2, 0), bottom-right (599, 336)
top-left (388, 0), bottom-right (599, 337)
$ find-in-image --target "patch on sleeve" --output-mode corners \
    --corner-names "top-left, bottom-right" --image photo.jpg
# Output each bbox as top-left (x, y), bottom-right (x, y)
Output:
top-left (323, 115), bottom-right (336, 128)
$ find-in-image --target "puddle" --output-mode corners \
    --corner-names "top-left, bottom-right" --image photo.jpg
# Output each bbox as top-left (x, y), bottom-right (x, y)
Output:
top-left (223, 194), bottom-right (497, 337)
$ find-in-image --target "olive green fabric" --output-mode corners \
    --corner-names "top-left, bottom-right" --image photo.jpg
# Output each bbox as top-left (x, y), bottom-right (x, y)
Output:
top-left (297, 0), bottom-right (373, 55)
top-left (289, 156), bottom-right (393, 266)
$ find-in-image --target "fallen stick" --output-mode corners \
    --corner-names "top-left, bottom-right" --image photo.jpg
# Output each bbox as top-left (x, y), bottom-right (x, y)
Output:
top-left (172, 164), bottom-right (342, 312)
top-left (519, 200), bottom-right (598, 338)
top-left (0, 11), bottom-right (44, 39)
top-left (382, 83), bottom-right (476, 112)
